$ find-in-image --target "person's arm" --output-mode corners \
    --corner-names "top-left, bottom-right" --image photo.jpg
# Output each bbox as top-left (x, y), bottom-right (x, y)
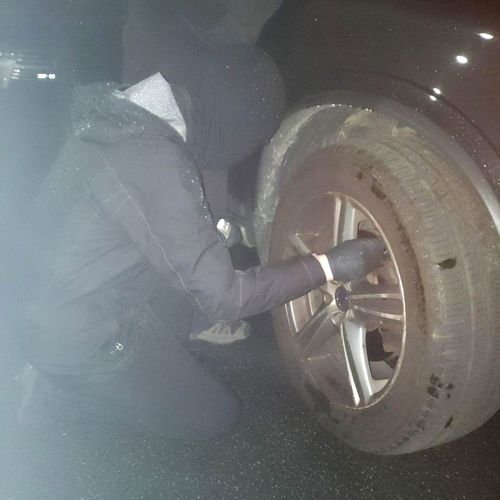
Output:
top-left (95, 143), bottom-right (385, 322)
top-left (95, 143), bottom-right (326, 322)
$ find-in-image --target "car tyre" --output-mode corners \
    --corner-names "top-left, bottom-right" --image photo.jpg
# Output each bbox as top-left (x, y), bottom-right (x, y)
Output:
top-left (265, 108), bottom-right (500, 454)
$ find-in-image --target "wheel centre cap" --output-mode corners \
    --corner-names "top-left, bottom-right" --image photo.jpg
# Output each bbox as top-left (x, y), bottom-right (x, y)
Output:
top-left (335, 286), bottom-right (350, 312)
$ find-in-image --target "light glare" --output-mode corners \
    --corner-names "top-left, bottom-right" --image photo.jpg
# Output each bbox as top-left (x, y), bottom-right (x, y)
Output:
top-left (429, 95), bottom-right (437, 102)
top-left (455, 55), bottom-right (468, 64)
top-left (36, 73), bottom-right (56, 80)
top-left (432, 87), bottom-right (442, 95)
top-left (479, 32), bottom-right (494, 40)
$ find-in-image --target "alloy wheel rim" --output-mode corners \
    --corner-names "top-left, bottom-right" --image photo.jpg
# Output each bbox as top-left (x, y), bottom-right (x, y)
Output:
top-left (283, 192), bottom-right (406, 409)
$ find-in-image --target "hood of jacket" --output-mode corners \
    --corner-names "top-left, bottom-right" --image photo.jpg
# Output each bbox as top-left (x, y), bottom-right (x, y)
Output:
top-left (72, 82), bottom-right (184, 146)
top-left (182, 45), bottom-right (285, 171)
top-left (73, 45), bottom-right (285, 171)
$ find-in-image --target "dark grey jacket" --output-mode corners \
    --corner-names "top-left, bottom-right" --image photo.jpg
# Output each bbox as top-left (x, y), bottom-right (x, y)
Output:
top-left (22, 85), bottom-right (325, 376)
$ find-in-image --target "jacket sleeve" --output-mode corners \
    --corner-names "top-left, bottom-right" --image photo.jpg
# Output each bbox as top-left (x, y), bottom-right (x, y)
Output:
top-left (96, 143), bottom-right (326, 322)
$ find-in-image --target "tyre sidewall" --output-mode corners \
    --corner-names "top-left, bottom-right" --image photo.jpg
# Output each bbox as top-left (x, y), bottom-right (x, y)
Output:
top-left (270, 146), bottom-right (458, 453)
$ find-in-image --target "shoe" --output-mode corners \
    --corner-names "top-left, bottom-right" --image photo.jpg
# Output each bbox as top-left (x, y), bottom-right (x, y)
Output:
top-left (189, 320), bottom-right (251, 345)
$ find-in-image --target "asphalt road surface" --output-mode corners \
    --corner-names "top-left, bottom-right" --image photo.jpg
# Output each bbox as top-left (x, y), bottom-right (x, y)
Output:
top-left (1, 306), bottom-right (499, 500)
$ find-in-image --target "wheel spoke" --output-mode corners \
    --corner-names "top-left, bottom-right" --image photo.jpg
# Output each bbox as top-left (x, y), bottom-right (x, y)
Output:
top-left (333, 195), bottom-right (358, 245)
top-left (309, 320), bottom-right (356, 404)
top-left (296, 306), bottom-right (337, 359)
top-left (349, 283), bottom-right (402, 301)
top-left (288, 232), bottom-right (313, 255)
top-left (312, 195), bottom-right (337, 251)
top-left (349, 283), bottom-right (404, 324)
top-left (341, 319), bottom-right (388, 405)
top-left (282, 190), bottom-right (406, 409)
top-left (307, 287), bottom-right (332, 315)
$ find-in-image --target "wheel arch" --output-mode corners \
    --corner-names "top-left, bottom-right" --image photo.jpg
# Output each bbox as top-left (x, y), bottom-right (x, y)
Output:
top-left (255, 90), bottom-right (500, 263)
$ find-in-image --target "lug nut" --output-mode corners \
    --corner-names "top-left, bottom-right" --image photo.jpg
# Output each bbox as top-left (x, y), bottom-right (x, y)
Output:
top-left (323, 292), bottom-right (333, 305)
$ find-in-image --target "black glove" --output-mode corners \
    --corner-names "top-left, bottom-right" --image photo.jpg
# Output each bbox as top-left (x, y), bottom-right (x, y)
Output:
top-left (325, 238), bottom-right (386, 283)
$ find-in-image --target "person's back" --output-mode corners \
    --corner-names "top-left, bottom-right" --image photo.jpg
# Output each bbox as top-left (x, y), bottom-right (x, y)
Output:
top-left (22, 82), bottom-right (193, 376)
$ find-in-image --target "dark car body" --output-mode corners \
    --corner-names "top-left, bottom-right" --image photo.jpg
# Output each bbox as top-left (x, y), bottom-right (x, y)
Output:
top-left (262, 0), bottom-right (500, 229)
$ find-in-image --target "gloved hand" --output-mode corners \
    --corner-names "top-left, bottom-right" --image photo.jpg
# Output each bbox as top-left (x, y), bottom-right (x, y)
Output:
top-left (325, 238), bottom-right (386, 282)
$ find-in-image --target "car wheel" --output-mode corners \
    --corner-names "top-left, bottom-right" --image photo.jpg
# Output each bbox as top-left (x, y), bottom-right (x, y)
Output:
top-left (266, 108), bottom-right (500, 454)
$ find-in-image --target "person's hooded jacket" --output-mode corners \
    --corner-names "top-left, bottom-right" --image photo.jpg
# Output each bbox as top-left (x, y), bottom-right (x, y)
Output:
top-left (21, 81), bottom-right (326, 377)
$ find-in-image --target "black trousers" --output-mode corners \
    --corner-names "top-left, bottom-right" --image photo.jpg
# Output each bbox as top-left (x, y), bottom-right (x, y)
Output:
top-left (46, 313), bottom-right (240, 439)
top-left (101, 171), bottom-right (237, 438)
